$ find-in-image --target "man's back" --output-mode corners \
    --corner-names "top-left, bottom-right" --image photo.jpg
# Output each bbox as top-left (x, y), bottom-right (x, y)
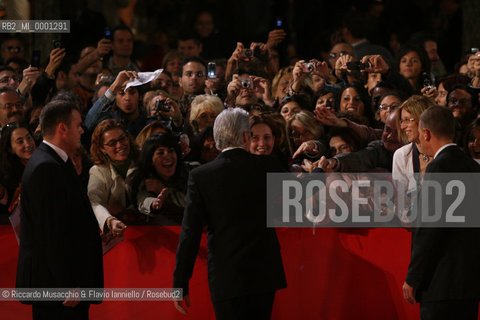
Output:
top-left (174, 148), bottom-right (286, 302)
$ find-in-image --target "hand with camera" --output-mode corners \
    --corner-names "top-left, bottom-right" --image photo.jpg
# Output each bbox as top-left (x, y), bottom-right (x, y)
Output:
top-left (310, 59), bottom-right (337, 84)
top-left (160, 97), bottom-right (183, 127)
top-left (45, 47), bottom-right (66, 79)
top-left (18, 66), bottom-right (41, 96)
top-left (360, 55), bottom-right (389, 75)
top-left (109, 70), bottom-right (138, 95)
top-left (225, 75), bottom-right (243, 106)
top-left (420, 86), bottom-right (438, 99)
top-left (334, 54), bottom-right (354, 79)
top-left (266, 29), bottom-right (287, 50)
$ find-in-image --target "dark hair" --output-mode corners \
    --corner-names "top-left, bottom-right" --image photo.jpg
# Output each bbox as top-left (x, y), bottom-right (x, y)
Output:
top-left (279, 94), bottom-right (313, 112)
top-left (419, 105), bottom-right (455, 140)
top-left (137, 132), bottom-right (181, 182)
top-left (328, 126), bottom-right (361, 155)
top-left (0, 122), bottom-right (34, 196)
top-left (178, 31), bottom-right (202, 46)
top-left (438, 73), bottom-right (470, 92)
top-left (336, 82), bottom-right (373, 122)
top-left (181, 56), bottom-right (207, 72)
top-left (40, 100), bottom-right (79, 138)
top-left (112, 25), bottom-right (134, 39)
top-left (0, 65), bottom-right (15, 74)
top-left (394, 44), bottom-right (431, 90)
top-left (51, 90), bottom-right (83, 110)
top-left (446, 84), bottom-right (478, 112)
top-left (0, 85), bottom-right (18, 95)
top-left (464, 118), bottom-right (480, 156)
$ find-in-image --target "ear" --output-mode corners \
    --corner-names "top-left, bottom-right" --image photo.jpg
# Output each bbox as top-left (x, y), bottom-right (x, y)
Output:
top-left (178, 76), bottom-right (183, 89)
top-left (243, 131), bottom-right (250, 145)
top-left (423, 128), bottom-right (432, 142)
top-left (57, 122), bottom-right (68, 137)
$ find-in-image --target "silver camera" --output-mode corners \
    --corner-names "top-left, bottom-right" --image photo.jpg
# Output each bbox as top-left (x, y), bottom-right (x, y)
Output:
top-left (302, 62), bottom-right (316, 73)
top-left (239, 78), bottom-right (254, 89)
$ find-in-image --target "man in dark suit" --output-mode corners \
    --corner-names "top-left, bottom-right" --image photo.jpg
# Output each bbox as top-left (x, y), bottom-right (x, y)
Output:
top-left (16, 100), bottom-right (103, 319)
top-left (173, 108), bottom-right (286, 319)
top-left (403, 106), bottom-right (480, 319)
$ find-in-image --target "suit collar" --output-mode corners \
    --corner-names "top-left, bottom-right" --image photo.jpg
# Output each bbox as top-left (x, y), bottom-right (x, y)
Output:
top-left (39, 142), bottom-right (68, 164)
top-left (434, 143), bottom-right (457, 159)
top-left (217, 148), bottom-right (249, 159)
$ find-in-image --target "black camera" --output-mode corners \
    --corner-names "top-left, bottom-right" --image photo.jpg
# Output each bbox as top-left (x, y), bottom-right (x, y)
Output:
top-left (326, 99), bottom-right (335, 109)
top-left (346, 61), bottom-right (369, 71)
top-left (242, 48), bottom-right (254, 60)
top-left (52, 40), bottom-right (63, 49)
top-left (154, 99), bottom-right (171, 112)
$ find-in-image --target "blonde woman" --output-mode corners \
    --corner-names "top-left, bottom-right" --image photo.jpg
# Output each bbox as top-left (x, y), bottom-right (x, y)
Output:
top-left (188, 94), bottom-right (224, 136)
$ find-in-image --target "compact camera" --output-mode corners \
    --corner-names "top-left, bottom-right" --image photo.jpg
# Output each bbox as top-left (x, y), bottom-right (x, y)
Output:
top-left (154, 99), bottom-right (171, 112)
top-left (302, 62), bottom-right (316, 73)
top-left (52, 40), bottom-right (63, 49)
top-left (422, 72), bottom-right (435, 94)
top-left (242, 48), bottom-right (254, 60)
top-left (239, 78), bottom-right (254, 89)
top-left (471, 48), bottom-right (479, 54)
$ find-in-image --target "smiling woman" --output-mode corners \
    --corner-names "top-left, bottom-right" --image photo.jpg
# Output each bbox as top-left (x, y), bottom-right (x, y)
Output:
top-left (88, 119), bottom-right (138, 236)
top-left (0, 122), bottom-right (35, 214)
top-left (133, 132), bottom-right (197, 225)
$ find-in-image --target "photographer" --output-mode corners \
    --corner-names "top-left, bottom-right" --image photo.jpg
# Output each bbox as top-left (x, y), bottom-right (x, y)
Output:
top-left (144, 90), bottom-right (184, 135)
top-left (224, 69), bottom-right (274, 110)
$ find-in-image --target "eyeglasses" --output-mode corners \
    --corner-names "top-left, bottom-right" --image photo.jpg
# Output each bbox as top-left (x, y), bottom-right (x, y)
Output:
top-left (5, 46), bottom-right (23, 53)
top-left (0, 102), bottom-right (23, 110)
top-left (400, 118), bottom-right (416, 125)
top-left (329, 51), bottom-right (349, 59)
top-left (378, 104), bottom-right (399, 111)
top-left (103, 134), bottom-right (128, 148)
top-left (0, 76), bottom-right (20, 84)
top-left (183, 71), bottom-right (205, 78)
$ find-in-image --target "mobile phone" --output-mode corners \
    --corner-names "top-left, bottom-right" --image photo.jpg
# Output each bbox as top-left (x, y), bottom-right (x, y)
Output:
top-left (207, 62), bottom-right (216, 79)
top-left (104, 27), bottom-right (113, 40)
top-left (275, 17), bottom-right (284, 29)
top-left (31, 50), bottom-right (41, 68)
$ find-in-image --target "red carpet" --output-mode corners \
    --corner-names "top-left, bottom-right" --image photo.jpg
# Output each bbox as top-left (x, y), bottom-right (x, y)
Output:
top-left (0, 225), bottom-right (422, 319)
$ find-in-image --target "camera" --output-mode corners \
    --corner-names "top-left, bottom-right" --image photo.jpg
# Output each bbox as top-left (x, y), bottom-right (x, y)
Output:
top-left (52, 40), bottom-right (63, 49)
top-left (207, 62), bottom-right (216, 79)
top-left (422, 72), bottom-right (435, 94)
top-left (471, 48), bottom-right (479, 54)
top-left (239, 78), bottom-right (254, 89)
top-left (302, 62), bottom-right (316, 73)
top-left (154, 99), bottom-right (171, 112)
top-left (346, 61), bottom-right (369, 71)
top-left (275, 18), bottom-right (284, 29)
top-left (326, 99), bottom-right (335, 109)
top-left (241, 48), bottom-right (254, 60)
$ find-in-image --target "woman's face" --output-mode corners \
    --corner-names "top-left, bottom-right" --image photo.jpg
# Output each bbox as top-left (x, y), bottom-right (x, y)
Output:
top-left (329, 136), bottom-right (353, 156)
top-left (250, 123), bottom-right (275, 155)
top-left (195, 108), bottom-right (218, 132)
top-left (101, 128), bottom-right (131, 162)
top-left (399, 51), bottom-right (422, 80)
top-left (435, 82), bottom-right (447, 106)
top-left (152, 146), bottom-right (177, 181)
top-left (468, 126), bottom-right (480, 159)
top-left (280, 101), bottom-right (301, 122)
top-left (378, 95), bottom-right (402, 123)
top-left (291, 120), bottom-right (314, 147)
top-left (400, 109), bottom-right (419, 143)
top-left (166, 57), bottom-right (183, 74)
top-left (275, 73), bottom-right (293, 100)
top-left (10, 127), bottom-right (35, 165)
top-left (316, 92), bottom-right (335, 109)
top-left (312, 74), bottom-right (325, 94)
top-left (340, 87), bottom-right (364, 116)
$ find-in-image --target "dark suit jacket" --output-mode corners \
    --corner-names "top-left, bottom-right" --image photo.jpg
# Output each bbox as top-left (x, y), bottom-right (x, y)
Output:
top-left (336, 140), bottom-right (395, 172)
top-left (16, 143), bottom-right (103, 304)
top-left (406, 145), bottom-right (480, 302)
top-left (173, 148), bottom-right (286, 302)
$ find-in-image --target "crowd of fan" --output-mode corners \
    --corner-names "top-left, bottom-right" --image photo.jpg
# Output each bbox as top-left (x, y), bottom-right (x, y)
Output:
top-left (1, 9), bottom-right (480, 233)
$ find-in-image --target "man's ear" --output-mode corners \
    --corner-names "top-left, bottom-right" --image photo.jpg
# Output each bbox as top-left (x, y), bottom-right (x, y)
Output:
top-left (243, 131), bottom-right (250, 145)
top-left (57, 122), bottom-right (68, 137)
top-left (423, 128), bottom-right (432, 142)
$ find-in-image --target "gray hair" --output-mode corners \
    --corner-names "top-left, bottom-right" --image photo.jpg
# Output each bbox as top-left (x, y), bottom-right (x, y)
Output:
top-left (213, 107), bottom-right (250, 150)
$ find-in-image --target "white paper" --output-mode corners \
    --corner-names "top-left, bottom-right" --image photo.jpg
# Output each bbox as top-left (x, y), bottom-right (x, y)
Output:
top-left (125, 69), bottom-right (163, 91)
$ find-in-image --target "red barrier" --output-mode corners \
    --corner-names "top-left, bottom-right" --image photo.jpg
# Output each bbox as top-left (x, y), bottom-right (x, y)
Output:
top-left (0, 225), bottom-right (421, 319)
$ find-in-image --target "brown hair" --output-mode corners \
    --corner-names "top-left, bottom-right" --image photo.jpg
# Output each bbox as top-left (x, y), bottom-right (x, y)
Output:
top-left (90, 119), bottom-right (138, 165)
